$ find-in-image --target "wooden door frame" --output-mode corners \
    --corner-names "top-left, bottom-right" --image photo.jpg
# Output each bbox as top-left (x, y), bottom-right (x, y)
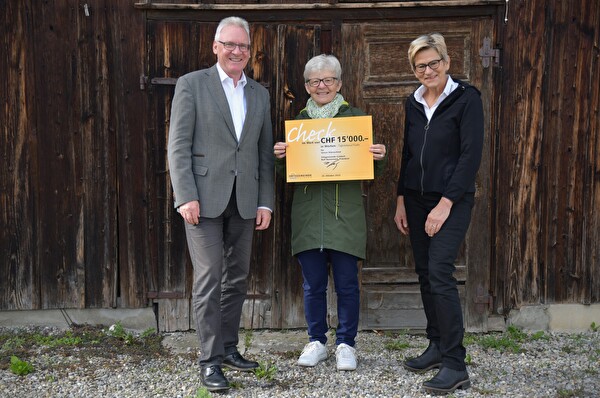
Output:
top-left (136, 2), bottom-right (504, 332)
top-left (340, 19), bottom-right (498, 332)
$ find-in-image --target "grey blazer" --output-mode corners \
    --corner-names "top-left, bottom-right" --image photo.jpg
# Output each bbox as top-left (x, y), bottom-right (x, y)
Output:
top-left (167, 65), bottom-right (274, 219)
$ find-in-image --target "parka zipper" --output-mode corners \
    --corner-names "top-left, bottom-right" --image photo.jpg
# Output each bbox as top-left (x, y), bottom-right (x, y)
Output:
top-left (335, 184), bottom-right (339, 220)
top-left (320, 184), bottom-right (324, 251)
top-left (412, 83), bottom-right (466, 195)
top-left (419, 123), bottom-right (430, 195)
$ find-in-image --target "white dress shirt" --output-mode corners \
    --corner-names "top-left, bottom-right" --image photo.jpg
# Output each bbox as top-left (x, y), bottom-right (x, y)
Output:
top-left (216, 63), bottom-right (247, 141)
top-left (215, 63), bottom-right (271, 213)
top-left (414, 75), bottom-right (459, 122)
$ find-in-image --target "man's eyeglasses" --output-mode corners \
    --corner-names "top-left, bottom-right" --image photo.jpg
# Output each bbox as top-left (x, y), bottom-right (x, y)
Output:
top-left (414, 59), bottom-right (443, 73)
top-left (218, 41), bottom-right (251, 53)
top-left (305, 77), bottom-right (339, 87)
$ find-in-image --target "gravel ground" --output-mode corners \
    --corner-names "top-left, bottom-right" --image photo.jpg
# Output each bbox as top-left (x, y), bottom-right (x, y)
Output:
top-left (1, 326), bottom-right (599, 397)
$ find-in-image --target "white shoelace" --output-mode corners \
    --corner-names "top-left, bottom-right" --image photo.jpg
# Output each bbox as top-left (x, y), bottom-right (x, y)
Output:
top-left (337, 345), bottom-right (355, 359)
top-left (302, 341), bottom-right (323, 354)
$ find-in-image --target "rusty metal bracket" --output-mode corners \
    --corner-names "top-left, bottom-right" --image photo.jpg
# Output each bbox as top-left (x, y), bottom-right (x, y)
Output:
top-left (474, 285), bottom-right (493, 313)
top-left (140, 75), bottom-right (178, 90)
top-left (479, 37), bottom-right (500, 68)
top-left (139, 74), bottom-right (148, 90)
top-left (147, 291), bottom-right (185, 299)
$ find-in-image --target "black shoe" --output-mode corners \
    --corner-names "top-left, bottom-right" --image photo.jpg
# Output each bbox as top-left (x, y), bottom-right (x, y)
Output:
top-left (200, 365), bottom-right (230, 391)
top-left (222, 351), bottom-right (259, 372)
top-left (403, 341), bottom-right (442, 373)
top-left (422, 367), bottom-right (470, 394)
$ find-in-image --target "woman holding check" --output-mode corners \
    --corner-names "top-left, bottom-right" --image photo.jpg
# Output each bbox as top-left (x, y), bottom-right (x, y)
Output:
top-left (274, 54), bottom-right (386, 371)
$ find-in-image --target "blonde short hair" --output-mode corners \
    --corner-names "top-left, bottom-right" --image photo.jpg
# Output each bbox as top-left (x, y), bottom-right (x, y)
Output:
top-left (407, 33), bottom-right (448, 72)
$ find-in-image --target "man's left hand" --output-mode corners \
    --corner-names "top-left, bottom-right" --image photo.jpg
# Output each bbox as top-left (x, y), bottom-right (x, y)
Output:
top-left (255, 209), bottom-right (272, 230)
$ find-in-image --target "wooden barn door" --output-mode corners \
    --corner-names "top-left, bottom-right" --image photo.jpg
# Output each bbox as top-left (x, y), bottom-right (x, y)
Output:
top-left (142, 12), bottom-right (495, 332)
top-left (342, 19), bottom-right (495, 332)
top-left (143, 18), bottom-right (322, 331)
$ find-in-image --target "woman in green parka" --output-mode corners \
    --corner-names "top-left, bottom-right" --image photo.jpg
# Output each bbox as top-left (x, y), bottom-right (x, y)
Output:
top-left (273, 54), bottom-right (387, 371)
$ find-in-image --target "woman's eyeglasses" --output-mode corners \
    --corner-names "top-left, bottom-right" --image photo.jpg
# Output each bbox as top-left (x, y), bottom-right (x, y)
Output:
top-left (305, 77), bottom-right (339, 87)
top-left (218, 41), bottom-right (250, 53)
top-left (414, 59), bottom-right (443, 73)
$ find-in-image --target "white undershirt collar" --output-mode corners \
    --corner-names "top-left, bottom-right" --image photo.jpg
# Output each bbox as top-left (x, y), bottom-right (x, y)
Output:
top-left (414, 75), bottom-right (458, 121)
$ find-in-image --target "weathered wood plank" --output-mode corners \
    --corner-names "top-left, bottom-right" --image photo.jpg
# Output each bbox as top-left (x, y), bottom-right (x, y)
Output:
top-left (362, 266), bottom-right (467, 284)
top-left (494, 0), bottom-right (546, 311)
top-left (363, 285), bottom-right (466, 329)
top-left (111, 2), bottom-right (156, 308)
top-left (463, 17), bottom-right (494, 332)
top-left (0, 0), bottom-right (37, 310)
top-left (245, 24), bottom-right (279, 329)
top-left (32, 2), bottom-right (94, 308)
top-left (134, 1), bottom-right (506, 11)
top-left (156, 298), bottom-right (190, 331)
top-left (145, 20), bottom-right (218, 309)
top-left (271, 24), bottom-right (322, 329)
top-left (495, 0), bottom-right (600, 309)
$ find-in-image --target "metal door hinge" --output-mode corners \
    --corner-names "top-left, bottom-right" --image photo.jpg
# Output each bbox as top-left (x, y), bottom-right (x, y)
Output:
top-left (479, 37), bottom-right (500, 68)
top-left (474, 286), bottom-right (493, 313)
top-left (140, 75), bottom-right (148, 90)
top-left (140, 75), bottom-right (178, 90)
top-left (147, 291), bottom-right (185, 299)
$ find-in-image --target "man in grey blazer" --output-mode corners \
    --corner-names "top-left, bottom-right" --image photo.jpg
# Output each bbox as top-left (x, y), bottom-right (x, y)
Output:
top-left (167, 16), bottom-right (274, 392)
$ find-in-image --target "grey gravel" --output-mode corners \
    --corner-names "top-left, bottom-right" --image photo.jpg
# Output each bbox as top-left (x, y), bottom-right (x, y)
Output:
top-left (1, 327), bottom-right (599, 397)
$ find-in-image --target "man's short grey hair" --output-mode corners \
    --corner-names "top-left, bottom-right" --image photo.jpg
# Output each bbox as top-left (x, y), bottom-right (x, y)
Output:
top-left (214, 16), bottom-right (250, 43)
top-left (303, 54), bottom-right (342, 81)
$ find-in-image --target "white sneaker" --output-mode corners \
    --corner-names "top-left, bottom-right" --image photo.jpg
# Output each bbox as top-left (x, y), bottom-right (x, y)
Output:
top-left (336, 343), bottom-right (357, 371)
top-left (297, 341), bottom-right (328, 367)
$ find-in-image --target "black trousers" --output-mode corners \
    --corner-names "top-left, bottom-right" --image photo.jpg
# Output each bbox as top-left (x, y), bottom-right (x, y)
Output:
top-left (404, 189), bottom-right (474, 371)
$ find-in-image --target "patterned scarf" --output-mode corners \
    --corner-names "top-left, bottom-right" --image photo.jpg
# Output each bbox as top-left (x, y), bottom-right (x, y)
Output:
top-left (306, 93), bottom-right (345, 119)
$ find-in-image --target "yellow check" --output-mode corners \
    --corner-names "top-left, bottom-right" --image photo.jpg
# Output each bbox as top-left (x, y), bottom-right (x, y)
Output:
top-left (285, 116), bottom-right (374, 182)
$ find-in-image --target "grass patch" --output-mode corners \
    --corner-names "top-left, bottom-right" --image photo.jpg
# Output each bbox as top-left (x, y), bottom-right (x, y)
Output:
top-left (382, 329), bottom-right (412, 351)
top-left (10, 355), bottom-right (34, 376)
top-left (253, 361), bottom-right (277, 381)
top-left (557, 387), bottom-right (585, 397)
top-left (276, 349), bottom-right (301, 359)
top-left (464, 326), bottom-right (548, 353)
top-left (384, 340), bottom-right (410, 351)
top-left (0, 323), bottom-right (165, 372)
top-left (243, 329), bottom-right (253, 353)
top-left (465, 353), bottom-right (472, 365)
top-left (189, 387), bottom-right (213, 398)
top-left (228, 380), bottom-right (243, 389)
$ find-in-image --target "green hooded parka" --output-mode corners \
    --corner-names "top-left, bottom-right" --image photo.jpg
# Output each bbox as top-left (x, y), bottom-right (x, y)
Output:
top-left (277, 103), bottom-right (387, 259)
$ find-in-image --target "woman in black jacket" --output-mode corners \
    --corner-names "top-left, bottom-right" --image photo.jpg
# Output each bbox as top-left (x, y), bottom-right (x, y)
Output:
top-left (394, 33), bottom-right (484, 394)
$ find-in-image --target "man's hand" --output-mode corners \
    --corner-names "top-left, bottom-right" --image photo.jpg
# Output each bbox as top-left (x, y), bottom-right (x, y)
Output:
top-left (178, 200), bottom-right (200, 225)
top-left (255, 208), bottom-right (272, 230)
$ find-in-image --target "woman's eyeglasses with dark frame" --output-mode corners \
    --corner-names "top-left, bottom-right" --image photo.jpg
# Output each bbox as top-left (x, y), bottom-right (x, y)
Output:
top-left (414, 59), bottom-right (443, 73)
top-left (305, 77), bottom-right (339, 87)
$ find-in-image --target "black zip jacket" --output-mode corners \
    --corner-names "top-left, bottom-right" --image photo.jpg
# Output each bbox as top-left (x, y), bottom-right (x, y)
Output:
top-left (397, 79), bottom-right (484, 203)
